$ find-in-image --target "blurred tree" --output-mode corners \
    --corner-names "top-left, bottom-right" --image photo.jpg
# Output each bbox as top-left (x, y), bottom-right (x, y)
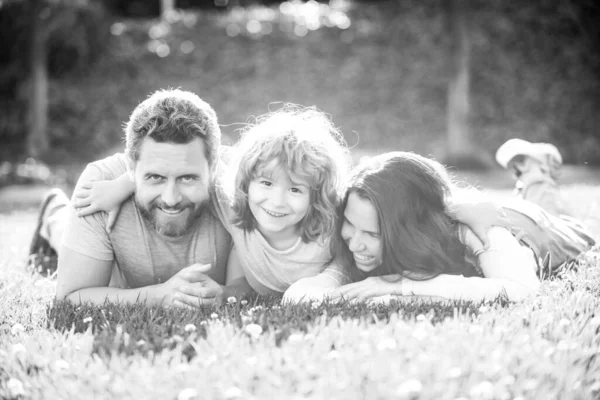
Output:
top-left (444, 0), bottom-right (488, 168)
top-left (0, 0), bottom-right (112, 160)
top-left (27, 0), bottom-right (49, 157)
top-left (161, 0), bottom-right (174, 19)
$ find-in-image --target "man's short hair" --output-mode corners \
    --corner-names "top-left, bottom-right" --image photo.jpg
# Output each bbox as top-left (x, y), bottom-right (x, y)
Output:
top-left (124, 89), bottom-right (221, 167)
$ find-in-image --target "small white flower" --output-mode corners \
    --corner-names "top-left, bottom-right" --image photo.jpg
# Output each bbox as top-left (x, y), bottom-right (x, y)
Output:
top-left (304, 333), bottom-right (316, 341)
top-left (54, 359), bottom-right (70, 371)
top-left (376, 338), bottom-right (397, 351)
top-left (326, 350), bottom-right (340, 360)
top-left (245, 356), bottom-right (258, 366)
top-left (223, 386), bottom-right (243, 399)
top-left (241, 300), bottom-right (248, 306)
top-left (171, 334), bottom-right (183, 343)
top-left (136, 339), bottom-right (146, 346)
top-left (227, 296), bottom-right (237, 304)
top-left (177, 387), bottom-right (198, 400)
top-left (271, 305), bottom-right (280, 310)
top-left (11, 323), bottom-right (25, 336)
top-left (287, 333), bottom-right (303, 343)
top-left (10, 343), bottom-right (26, 356)
top-left (396, 379), bottom-right (422, 397)
top-left (416, 314), bottom-right (426, 321)
top-left (470, 381), bottom-right (495, 399)
top-left (83, 316), bottom-right (93, 323)
top-left (184, 324), bottom-right (196, 332)
top-left (7, 378), bottom-right (25, 397)
top-left (210, 313), bottom-right (218, 319)
top-left (447, 367), bottom-right (462, 379)
top-left (200, 320), bottom-right (208, 326)
top-left (245, 323), bottom-right (263, 337)
top-left (558, 318), bottom-right (570, 327)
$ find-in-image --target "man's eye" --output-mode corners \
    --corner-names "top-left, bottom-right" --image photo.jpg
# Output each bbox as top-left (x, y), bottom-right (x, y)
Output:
top-left (148, 175), bottom-right (162, 181)
top-left (180, 176), bottom-right (195, 183)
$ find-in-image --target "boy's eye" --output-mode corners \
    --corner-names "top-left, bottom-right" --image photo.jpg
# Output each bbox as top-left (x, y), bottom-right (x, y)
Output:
top-left (290, 187), bottom-right (303, 194)
top-left (368, 232), bottom-right (380, 239)
top-left (259, 180), bottom-right (272, 187)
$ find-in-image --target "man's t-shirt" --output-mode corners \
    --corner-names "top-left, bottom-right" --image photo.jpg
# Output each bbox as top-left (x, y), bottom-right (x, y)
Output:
top-left (60, 153), bottom-right (232, 288)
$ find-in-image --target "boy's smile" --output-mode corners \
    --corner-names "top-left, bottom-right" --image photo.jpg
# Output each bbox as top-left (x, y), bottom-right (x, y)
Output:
top-left (247, 162), bottom-right (311, 249)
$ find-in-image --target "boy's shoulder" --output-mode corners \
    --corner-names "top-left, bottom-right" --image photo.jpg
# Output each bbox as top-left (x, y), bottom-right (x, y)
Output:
top-left (84, 152), bottom-right (128, 181)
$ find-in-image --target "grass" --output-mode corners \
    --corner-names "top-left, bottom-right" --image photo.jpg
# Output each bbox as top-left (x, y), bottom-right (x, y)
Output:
top-left (1, 184), bottom-right (600, 400)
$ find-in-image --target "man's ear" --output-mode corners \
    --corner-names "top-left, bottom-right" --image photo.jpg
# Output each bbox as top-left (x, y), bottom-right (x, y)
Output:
top-left (126, 156), bottom-right (135, 179)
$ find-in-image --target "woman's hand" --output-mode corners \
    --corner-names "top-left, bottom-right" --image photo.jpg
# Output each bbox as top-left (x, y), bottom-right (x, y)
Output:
top-left (327, 275), bottom-right (403, 303)
top-left (451, 198), bottom-right (511, 249)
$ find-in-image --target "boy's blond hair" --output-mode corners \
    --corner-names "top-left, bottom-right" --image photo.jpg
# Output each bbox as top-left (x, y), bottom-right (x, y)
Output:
top-left (226, 104), bottom-right (351, 243)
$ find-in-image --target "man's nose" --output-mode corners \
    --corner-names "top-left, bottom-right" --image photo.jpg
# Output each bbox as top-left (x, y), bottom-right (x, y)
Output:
top-left (161, 182), bottom-right (182, 207)
top-left (270, 188), bottom-right (286, 206)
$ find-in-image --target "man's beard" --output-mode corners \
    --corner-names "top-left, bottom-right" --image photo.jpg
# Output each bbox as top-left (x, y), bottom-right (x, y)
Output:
top-left (136, 197), bottom-right (205, 237)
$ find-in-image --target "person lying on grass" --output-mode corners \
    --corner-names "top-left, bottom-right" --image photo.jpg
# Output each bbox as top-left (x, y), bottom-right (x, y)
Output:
top-left (72, 110), bottom-right (509, 304)
top-left (284, 151), bottom-right (595, 304)
top-left (43, 89), bottom-right (250, 307)
top-left (72, 105), bottom-right (351, 303)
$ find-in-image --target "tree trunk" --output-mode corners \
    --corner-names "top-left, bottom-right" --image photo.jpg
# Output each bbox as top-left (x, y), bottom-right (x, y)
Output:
top-left (446, 0), bottom-right (473, 159)
top-left (160, 0), bottom-right (174, 20)
top-left (27, 0), bottom-right (49, 157)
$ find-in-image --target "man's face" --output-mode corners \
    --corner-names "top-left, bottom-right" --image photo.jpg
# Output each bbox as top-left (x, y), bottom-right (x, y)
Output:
top-left (132, 137), bottom-right (212, 237)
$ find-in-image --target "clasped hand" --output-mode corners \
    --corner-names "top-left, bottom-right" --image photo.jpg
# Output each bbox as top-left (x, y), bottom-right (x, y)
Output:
top-left (161, 263), bottom-right (224, 309)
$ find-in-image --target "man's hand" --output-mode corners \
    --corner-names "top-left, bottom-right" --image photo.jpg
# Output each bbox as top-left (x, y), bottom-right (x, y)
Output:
top-left (327, 275), bottom-right (403, 303)
top-left (159, 263), bottom-right (224, 308)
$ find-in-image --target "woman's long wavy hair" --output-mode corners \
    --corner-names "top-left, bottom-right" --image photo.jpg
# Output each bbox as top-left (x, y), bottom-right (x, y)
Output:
top-left (333, 151), bottom-right (479, 281)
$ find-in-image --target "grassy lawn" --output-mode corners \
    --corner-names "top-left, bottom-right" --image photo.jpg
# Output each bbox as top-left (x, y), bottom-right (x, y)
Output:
top-left (1, 183), bottom-right (599, 400)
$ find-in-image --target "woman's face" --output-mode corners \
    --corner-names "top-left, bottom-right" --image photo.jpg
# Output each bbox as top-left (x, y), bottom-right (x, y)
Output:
top-left (340, 191), bottom-right (383, 273)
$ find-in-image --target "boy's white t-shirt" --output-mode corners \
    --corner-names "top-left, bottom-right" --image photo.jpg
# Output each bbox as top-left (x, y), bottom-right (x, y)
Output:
top-left (213, 187), bottom-right (349, 295)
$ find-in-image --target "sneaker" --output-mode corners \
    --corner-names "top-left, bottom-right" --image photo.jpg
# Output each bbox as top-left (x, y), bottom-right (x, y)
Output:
top-left (27, 188), bottom-right (68, 277)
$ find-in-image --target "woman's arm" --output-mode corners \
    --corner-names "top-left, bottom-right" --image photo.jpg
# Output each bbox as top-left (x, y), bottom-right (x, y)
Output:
top-left (401, 226), bottom-right (540, 302)
top-left (282, 263), bottom-right (347, 304)
top-left (330, 227), bottom-right (540, 303)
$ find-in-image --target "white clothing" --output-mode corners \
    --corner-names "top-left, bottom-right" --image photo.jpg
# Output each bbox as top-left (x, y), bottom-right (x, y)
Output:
top-left (213, 188), bottom-right (349, 295)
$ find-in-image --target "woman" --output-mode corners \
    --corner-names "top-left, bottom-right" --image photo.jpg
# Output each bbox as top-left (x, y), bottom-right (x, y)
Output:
top-left (284, 152), bottom-right (595, 304)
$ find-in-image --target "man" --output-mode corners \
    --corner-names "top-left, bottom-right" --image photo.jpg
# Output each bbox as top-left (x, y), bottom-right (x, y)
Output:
top-left (34, 89), bottom-right (248, 307)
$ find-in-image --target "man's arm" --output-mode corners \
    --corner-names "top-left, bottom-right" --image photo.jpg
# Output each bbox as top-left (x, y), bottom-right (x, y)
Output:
top-left (56, 246), bottom-right (165, 305)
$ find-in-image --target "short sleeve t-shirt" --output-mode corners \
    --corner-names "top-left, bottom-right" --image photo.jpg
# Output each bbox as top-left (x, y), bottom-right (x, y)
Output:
top-left (60, 153), bottom-right (232, 288)
top-left (212, 186), bottom-right (349, 294)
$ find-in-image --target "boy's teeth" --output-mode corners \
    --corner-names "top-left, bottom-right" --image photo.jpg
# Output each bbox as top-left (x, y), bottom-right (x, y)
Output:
top-left (355, 254), bottom-right (372, 261)
top-left (264, 209), bottom-right (286, 217)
